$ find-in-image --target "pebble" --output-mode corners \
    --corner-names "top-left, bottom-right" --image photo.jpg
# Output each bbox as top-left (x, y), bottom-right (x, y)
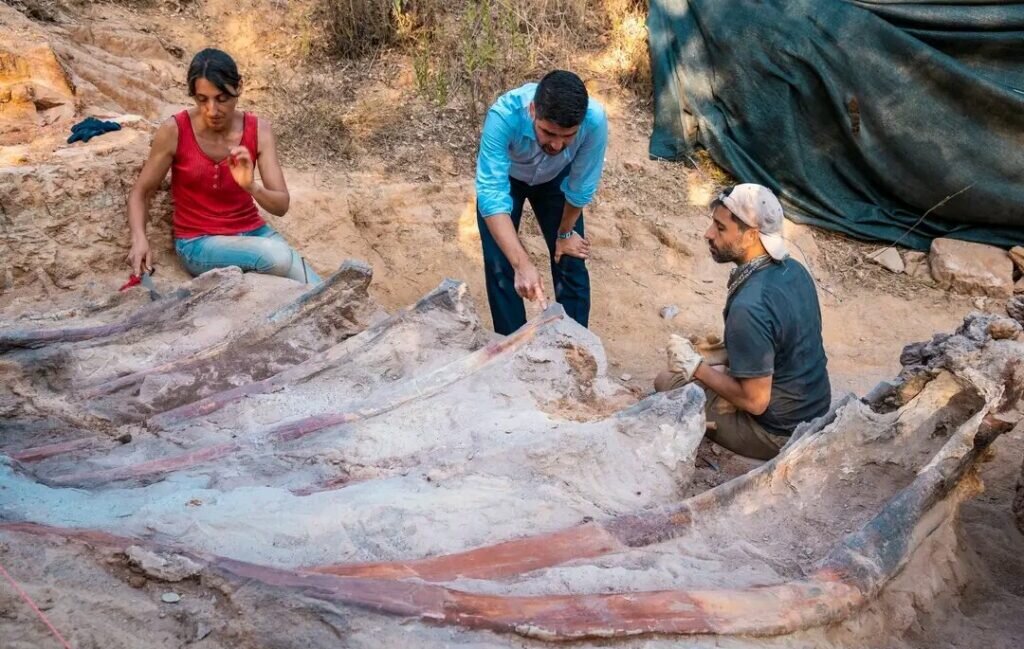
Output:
top-left (866, 247), bottom-right (904, 274)
top-left (660, 305), bottom-right (680, 320)
top-left (620, 373), bottom-right (632, 381)
top-left (161, 592), bottom-right (181, 603)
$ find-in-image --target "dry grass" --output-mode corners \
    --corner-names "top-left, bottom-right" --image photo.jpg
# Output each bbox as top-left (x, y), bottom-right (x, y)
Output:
top-left (590, 0), bottom-right (651, 101)
top-left (256, 56), bottom-right (478, 173)
top-left (814, 228), bottom-right (944, 299)
top-left (299, 0), bottom-right (652, 114)
top-left (308, 0), bottom-right (402, 58)
top-left (216, 0), bottom-right (658, 169)
top-left (271, 73), bottom-right (358, 165)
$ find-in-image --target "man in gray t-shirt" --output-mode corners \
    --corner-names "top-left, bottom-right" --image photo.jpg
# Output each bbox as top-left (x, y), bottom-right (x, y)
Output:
top-left (655, 184), bottom-right (831, 460)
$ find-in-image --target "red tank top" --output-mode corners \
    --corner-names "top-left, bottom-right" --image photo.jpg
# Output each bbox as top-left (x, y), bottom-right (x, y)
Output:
top-left (171, 110), bottom-right (265, 239)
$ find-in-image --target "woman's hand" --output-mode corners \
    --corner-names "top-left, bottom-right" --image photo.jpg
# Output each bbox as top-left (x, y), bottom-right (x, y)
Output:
top-left (227, 145), bottom-right (255, 191)
top-left (127, 235), bottom-right (152, 276)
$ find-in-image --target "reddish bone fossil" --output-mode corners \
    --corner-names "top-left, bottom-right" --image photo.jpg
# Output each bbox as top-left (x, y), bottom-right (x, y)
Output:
top-left (3, 265), bottom-right (1021, 643)
top-left (0, 288), bottom-right (191, 352)
top-left (1, 409), bottom-right (1012, 640)
top-left (78, 261), bottom-right (374, 400)
top-left (45, 308), bottom-right (563, 487)
top-left (147, 279), bottom-right (472, 429)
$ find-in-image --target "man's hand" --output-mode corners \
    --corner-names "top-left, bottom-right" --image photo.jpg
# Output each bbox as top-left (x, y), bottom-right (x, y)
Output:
top-left (694, 333), bottom-right (729, 366)
top-left (127, 236), bottom-right (152, 277)
top-left (666, 334), bottom-right (703, 383)
top-left (514, 260), bottom-right (548, 310)
top-left (554, 231), bottom-right (590, 263)
top-left (227, 145), bottom-right (255, 191)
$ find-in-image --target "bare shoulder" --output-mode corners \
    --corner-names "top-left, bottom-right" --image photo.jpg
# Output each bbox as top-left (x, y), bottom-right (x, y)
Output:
top-left (255, 115), bottom-right (276, 140)
top-left (152, 116), bottom-right (180, 151)
top-left (156, 115), bottom-right (180, 135)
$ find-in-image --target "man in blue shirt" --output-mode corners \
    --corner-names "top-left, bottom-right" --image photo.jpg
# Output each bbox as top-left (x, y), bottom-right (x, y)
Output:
top-left (476, 70), bottom-right (608, 334)
top-left (654, 184), bottom-right (831, 460)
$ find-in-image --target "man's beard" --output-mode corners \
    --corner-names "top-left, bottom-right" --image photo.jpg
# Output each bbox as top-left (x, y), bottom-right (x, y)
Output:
top-left (709, 241), bottom-right (744, 264)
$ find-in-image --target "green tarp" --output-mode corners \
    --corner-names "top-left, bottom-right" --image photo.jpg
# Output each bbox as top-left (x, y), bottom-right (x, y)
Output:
top-left (648, 0), bottom-right (1024, 250)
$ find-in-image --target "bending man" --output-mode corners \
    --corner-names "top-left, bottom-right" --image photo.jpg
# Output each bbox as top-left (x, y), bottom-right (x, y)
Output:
top-left (656, 184), bottom-right (831, 460)
top-left (476, 70), bottom-right (608, 334)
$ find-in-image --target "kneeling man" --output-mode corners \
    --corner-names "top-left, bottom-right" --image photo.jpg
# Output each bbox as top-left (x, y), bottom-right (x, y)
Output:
top-left (656, 184), bottom-right (830, 460)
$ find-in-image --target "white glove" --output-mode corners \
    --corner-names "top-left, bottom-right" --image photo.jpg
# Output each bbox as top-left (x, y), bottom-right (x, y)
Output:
top-left (666, 334), bottom-right (703, 382)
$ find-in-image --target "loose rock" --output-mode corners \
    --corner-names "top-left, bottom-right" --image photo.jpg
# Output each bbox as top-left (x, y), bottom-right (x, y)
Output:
top-left (127, 546), bottom-right (202, 582)
top-left (1009, 246), bottom-right (1024, 274)
top-left (660, 305), bottom-right (679, 320)
top-left (987, 317), bottom-right (1022, 341)
top-left (866, 247), bottom-right (904, 274)
top-left (160, 592), bottom-right (181, 604)
top-left (929, 238), bottom-right (1014, 298)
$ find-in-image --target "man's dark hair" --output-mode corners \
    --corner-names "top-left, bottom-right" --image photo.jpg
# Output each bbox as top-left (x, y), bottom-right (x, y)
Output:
top-left (187, 48), bottom-right (242, 97)
top-left (534, 70), bottom-right (588, 128)
top-left (710, 185), bottom-right (750, 230)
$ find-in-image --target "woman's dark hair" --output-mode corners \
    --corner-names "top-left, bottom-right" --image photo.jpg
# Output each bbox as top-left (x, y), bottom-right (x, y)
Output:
top-left (187, 48), bottom-right (241, 97)
top-left (534, 70), bottom-right (588, 128)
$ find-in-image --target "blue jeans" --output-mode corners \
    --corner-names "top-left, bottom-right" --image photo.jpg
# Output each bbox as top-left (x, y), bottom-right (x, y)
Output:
top-left (477, 169), bottom-right (590, 335)
top-left (174, 224), bottom-right (322, 284)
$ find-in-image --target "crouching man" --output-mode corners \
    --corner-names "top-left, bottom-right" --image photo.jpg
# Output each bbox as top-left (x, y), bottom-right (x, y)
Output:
top-left (655, 184), bottom-right (831, 460)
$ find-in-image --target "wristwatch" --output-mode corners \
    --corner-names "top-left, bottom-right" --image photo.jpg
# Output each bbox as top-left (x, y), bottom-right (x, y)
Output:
top-left (557, 231), bottom-right (575, 240)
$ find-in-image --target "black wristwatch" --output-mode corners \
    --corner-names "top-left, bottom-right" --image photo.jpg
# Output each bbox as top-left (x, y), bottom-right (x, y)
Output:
top-left (557, 231), bottom-right (575, 240)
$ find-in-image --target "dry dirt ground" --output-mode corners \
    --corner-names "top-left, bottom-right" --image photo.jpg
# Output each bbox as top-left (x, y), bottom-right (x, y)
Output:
top-left (1, 1), bottom-right (1022, 647)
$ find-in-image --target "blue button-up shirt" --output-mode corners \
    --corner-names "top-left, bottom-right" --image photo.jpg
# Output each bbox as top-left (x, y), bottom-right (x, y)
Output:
top-left (476, 82), bottom-right (608, 217)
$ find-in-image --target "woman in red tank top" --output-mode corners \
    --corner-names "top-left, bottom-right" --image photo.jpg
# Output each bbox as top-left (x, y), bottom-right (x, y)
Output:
top-left (126, 49), bottom-right (320, 284)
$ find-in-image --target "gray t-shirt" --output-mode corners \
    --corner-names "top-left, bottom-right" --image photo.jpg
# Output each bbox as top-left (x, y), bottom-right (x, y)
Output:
top-left (724, 258), bottom-right (831, 435)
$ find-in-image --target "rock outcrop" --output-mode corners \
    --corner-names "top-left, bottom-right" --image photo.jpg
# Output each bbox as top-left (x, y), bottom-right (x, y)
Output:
top-left (0, 3), bottom-right (184, 290)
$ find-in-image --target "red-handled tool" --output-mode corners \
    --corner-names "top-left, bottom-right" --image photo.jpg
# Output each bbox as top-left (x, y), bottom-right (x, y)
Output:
top-left (118, 274), bottom-right (141, 292)
top-left (119, 267), bottom-right (161, 300)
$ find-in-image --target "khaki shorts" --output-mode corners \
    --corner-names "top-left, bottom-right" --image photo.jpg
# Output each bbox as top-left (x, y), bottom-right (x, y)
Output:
top-left (654, 370), bottom-right (788, 460)
top-left (703, 390), bottom-right (789, 460)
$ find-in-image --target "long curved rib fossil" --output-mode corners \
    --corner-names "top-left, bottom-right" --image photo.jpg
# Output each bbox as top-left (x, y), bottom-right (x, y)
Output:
top-left (79, 260), bottom-right (374, 400)
top-left (46, 308), bottom-right (563, 487)
top-left (1, 407), bottom-right (1011, 641)
top-left (147, 279), bottom-right (475, 429)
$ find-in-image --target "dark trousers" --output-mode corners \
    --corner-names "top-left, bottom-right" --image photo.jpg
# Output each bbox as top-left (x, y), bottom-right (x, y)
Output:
top-left (477, 173), bottom-right (591, 335)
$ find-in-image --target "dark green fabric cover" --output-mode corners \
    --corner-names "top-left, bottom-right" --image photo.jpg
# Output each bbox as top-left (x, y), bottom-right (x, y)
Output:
top-left (648, 0), bottom-right (1024, 249)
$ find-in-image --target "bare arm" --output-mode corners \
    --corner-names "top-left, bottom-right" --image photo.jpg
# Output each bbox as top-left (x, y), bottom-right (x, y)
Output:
top-left (483, 214), bottom-right (547, 308)
top-left (557, 203), bottom-right (583, 235)
top-left (245, 117), bottom-right (290, 216)
top-left (126, 118), bottom-right (177, 275)
top-left (694, 364), bottom-right (773, 416)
